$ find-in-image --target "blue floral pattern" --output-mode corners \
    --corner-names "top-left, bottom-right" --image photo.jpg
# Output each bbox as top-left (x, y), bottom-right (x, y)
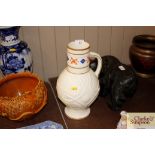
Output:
top-left (6, 55), bottom-right (25, 69)
top-left (0, 27), bottom-right (32, 75)
top-left (0, 26), bottom-right (20, 42)
top-left (21, 120), bottom-right (63, 129)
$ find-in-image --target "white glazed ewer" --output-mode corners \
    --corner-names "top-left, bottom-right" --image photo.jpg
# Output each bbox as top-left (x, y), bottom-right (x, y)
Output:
top-left (56, 40), bottom-right (102, 120)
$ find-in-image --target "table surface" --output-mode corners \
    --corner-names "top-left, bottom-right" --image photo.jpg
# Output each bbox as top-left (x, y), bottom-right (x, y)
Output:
top-left (0, 77), bottom-right (155, 129)
top-left (49, 77), bottom-right (155, 129)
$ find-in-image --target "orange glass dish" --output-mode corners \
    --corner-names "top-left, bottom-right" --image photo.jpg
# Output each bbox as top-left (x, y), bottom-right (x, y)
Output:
top-left (0, 72), bottom-right (47, 121)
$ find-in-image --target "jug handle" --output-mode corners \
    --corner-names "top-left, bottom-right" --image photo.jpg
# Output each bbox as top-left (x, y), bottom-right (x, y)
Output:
top-left (90, 52), bottom-right (102, 78)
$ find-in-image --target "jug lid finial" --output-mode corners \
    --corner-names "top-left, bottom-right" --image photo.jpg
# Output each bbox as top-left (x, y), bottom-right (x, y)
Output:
top-left (67, 40), bottom-right (90, 51)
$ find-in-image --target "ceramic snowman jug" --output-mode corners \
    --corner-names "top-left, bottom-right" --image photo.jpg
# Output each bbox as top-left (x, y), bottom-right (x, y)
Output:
top-left (56, 40), bottom-right (102, 119)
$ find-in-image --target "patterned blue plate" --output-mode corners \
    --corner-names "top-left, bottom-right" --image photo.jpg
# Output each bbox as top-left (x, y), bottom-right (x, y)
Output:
top-left (20, 120), bottom-right (63, 129)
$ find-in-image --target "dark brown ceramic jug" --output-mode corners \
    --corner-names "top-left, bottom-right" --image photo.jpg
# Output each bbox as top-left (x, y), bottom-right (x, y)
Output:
top-left (129, 34), bottom-right (155, 78)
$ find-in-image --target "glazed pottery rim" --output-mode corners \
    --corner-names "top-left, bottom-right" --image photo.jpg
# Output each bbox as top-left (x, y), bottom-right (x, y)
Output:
top-left (67, 40), bottom-right (90, 51)
top-left (0, 72), bottom-right (41, 99)
top-left (133, 34), bottom-right (155, 41)
top-left (133, 34), bottom-right (155, 49)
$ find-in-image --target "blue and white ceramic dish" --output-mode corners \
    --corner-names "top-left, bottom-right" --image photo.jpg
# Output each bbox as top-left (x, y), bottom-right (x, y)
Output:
top-left (0, 26), bottom-right (32, 75)
top-left (20, 121), bottom-right (63, 129)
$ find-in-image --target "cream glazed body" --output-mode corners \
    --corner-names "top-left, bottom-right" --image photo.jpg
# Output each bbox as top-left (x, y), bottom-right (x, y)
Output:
top-left (56, 40), bottom-right (102, 120)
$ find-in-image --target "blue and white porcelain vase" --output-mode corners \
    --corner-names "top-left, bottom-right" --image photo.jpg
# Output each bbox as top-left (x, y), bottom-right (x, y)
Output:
top-left (0, 26), bottom-right (33, 75)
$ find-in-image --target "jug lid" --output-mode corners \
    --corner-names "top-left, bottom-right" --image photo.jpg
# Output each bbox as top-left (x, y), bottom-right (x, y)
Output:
top-left (67, 40), bottom-right (90, 51)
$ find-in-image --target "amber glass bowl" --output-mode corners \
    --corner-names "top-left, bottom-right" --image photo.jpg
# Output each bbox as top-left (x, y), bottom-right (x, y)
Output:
top-left (0, 72), bottom-right (47, 121)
